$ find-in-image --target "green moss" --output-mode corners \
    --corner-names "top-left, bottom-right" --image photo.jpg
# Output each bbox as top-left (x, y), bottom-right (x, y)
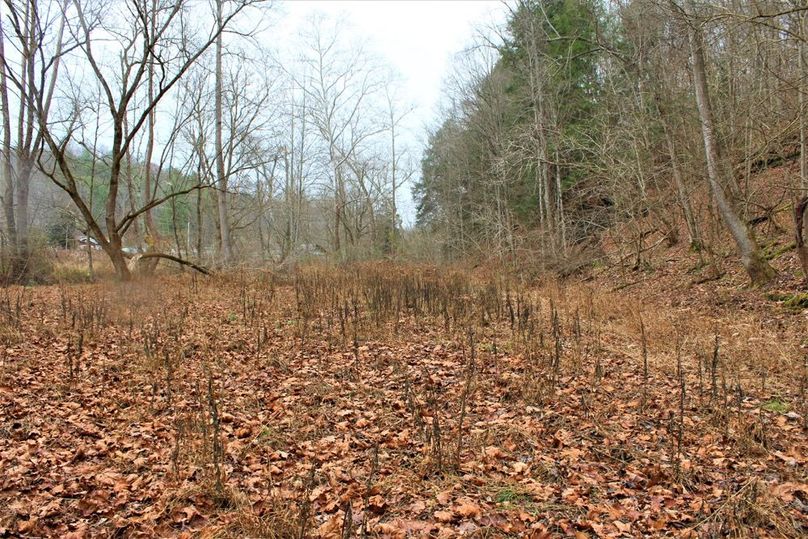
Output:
top-left (762, 398), bottom-right (789, 413)
top-left (767, 292), bottom-right (808, 310)
top-left (763, 242), bottom-right (796, 261)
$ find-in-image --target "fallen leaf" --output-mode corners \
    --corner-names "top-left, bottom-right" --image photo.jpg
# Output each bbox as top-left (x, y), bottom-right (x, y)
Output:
top-left (433, 510), bottom-right (454, 522)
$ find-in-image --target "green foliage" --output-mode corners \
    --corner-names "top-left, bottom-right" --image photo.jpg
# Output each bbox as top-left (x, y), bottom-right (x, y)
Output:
top-left (494, 487), bottom-right (531, 504)
top-left (763, 242), bottom-right (796, 261)
top-left (414, 0), bottom-right (605, 257)
top-left (767, 292), bottom-right (808, 311)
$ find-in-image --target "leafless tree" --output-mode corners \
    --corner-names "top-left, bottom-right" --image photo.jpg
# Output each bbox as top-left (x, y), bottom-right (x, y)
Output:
top-left (2, 0), bottom-right (263, 279)
top-left (678, 0), bottom-right (775, 284)
top-left (0, 0), bottom-right (68, 280)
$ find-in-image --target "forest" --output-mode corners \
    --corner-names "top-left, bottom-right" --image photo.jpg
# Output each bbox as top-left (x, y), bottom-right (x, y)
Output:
top-left (0, 0), bottom-right (807, 537)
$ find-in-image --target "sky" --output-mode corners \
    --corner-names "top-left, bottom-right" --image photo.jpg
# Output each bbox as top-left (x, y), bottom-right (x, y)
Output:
top-left (278, 0), bottom-right (509, 226)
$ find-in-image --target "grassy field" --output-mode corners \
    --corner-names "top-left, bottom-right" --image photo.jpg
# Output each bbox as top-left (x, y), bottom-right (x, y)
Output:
top-left (0, 262), bottom-right (806, 537)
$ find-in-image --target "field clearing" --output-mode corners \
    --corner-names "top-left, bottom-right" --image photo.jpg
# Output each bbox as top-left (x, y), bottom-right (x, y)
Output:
top-left (0, 263), bottom-right (806, 538)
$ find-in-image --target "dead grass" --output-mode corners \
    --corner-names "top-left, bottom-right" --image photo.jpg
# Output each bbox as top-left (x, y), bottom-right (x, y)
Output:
top-left (0, 263), bottom-right (805, 537)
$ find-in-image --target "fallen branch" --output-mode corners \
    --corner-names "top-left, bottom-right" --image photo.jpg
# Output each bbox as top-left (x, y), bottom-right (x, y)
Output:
top-left (129, 253), bottom-right (211, 275)
top-left (615, 236), bottom-right (667, 268)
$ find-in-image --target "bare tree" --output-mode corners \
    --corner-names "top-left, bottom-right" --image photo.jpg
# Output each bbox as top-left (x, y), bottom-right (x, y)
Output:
top-left (2, 0), bottom-right (262, 279)
top-left (0, 0), bottom-right (68, 280)
top-left (214, 0), bottom-right (233, 265)
top-left (296, 17), bottom-right (388, 258)
top-left (383, 79), bottom-right (414, 252)
top-left (680, 0), bottom-right (775, 285)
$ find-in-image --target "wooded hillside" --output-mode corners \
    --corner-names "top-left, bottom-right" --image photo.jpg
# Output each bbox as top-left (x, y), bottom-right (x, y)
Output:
top-left (416, 0), bottom-right (803, 286)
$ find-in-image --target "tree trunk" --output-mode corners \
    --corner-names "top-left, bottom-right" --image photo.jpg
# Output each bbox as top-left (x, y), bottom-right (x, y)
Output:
top-left (196, 186), bottom-right (203, 261)
top-left (215, 0), bottom-right (233, 265)
top-left (105, 239), bottom-right (131, 281)
top-left (795, 197), bottom-right (808, 279)
top-left (388, 100), bottom-right (398, 253)
top-left (334, 159), bottom-right (342, 255)
top-left (170, 196), bottom-right (183, 263)
top-left (800, 10), bottom-right (806, 190)
top-left (686, 7), bottom-right (774, 285)
top-left (0, 18), bottom-right (16, 255)
top-left (14, 156), bottom-right (33, 272)
top-left (664, 123), bottom-right (702, 252)
top-left (123, 114), bottom-right (141, 245)
top-left (554, 151), bottom-right (566, 255)
top-left (143, 0), bottom-right (159, 245)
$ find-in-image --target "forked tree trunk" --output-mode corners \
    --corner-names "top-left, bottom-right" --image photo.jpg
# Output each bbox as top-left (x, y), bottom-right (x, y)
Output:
top-left (105, 242), bottom-right (131, 281)
top-left (686, 6), bottom-right (774, 286)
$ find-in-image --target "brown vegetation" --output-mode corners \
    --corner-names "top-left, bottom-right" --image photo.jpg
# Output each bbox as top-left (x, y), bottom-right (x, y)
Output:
top-left (0, 259), bottom-right (805, 537)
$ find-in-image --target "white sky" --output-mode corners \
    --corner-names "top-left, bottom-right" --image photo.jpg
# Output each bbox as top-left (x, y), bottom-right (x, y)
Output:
top-left (278, 0), bottom-right (508, 226)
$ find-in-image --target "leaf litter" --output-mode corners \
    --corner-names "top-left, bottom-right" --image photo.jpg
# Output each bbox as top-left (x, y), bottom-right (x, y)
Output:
top-left (0, 263), bottom-right (805, 537)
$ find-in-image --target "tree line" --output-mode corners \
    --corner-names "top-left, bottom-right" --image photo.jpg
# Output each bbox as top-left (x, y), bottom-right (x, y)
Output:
top-left (415, 0), bottom-right (806, 285)
top-left (3, 0), bottom-right (806, 285)
top-left (0, 0), bottom-right (413, 281)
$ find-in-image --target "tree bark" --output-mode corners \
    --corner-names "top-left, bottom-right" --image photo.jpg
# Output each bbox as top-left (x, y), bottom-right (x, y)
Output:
top-left (143, 0), bottom-right (159, 247)
top-left (663, 123), bottom-right (702, 252)
top-left (130, 252), bottom-right (211, 275)
top-left (795, 197), bottom-right (808, 279)
top-left (800, 10), bottom-right (807, 190)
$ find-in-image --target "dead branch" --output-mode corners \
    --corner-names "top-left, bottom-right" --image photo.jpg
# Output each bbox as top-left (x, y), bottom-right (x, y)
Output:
top-left (128, 253), bottom-right (212, 275)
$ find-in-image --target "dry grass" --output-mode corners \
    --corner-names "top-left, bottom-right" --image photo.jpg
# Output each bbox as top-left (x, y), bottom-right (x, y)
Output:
top-left (0, 262), bottom-right (805, 537)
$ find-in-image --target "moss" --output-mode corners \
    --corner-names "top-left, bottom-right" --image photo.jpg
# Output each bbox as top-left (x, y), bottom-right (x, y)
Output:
top-left (763, 242), bottom-right (796, 261)
top-left (767, 292), bottom-right (808, 310)
top-left (761, 398), bottom-right (789, 413)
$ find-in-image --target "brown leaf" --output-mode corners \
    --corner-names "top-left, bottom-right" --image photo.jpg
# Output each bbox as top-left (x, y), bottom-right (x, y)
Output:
top-left (433, 510), bottom-right (454, 522)
top-left (436, 490), bottom-right (452, 505)
top-left (454, 499), bottom-right (481, 518)
top-left (484, 446), bottom-right (505, 459)
top-left (368, 494), bottom-right (387, 513)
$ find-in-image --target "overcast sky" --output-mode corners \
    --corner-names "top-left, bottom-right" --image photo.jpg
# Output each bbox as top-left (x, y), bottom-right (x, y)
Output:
top-left (278, 0), bottom-right (508, 225)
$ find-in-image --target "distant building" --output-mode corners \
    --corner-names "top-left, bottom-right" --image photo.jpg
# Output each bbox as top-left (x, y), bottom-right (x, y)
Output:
top-left (75, 234), bottom-right (101, 250)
